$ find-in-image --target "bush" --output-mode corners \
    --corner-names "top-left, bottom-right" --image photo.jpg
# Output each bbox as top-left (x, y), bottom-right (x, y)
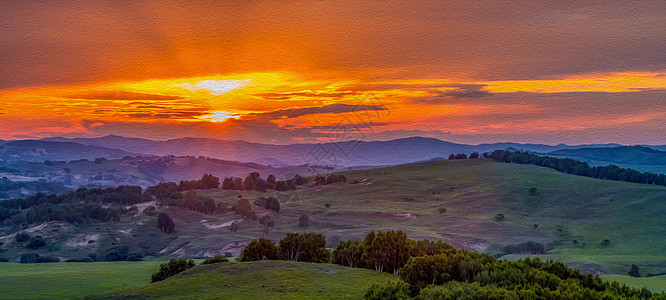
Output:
top-left (494, 214), bottom-right (505, 221)
top-left (151, 259), bottom-right (195, 282)
top-left (144, 206), bottom-right (156, 216)
top-left (157, 213), bottom-right (175, 233)
top-left (15, 232), bottom-right (30, 243)
top-left (298, 214), bottom-right (309, 227)
top-left (503, 241), bottom-right (545, 255)
top-left (26, 236), bottom-right (46, 249)
top-left (0, 256), bottom-right (8, 262)
top-left (238, 238), bottom-right (280, 261)
top-left (127, 252), bottom-right (143, 261)
top-left (364, 281), bottom-right (410, 300)
top-left (20, 253), bottom-right (59, 263)
top-left (65, 257), bottom-right (95, 262)
top-left (628, 264), bottom-right (641, 277)
top-left (202, 256), bottom-right (229, 265)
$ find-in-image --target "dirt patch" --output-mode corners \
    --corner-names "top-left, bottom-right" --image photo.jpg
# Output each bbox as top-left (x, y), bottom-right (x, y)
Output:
top-left (203, 240), bottom-right (250, 257)
top-left (65, 234), bottom-right (100, 248)
top-left (202, 219), bottom-right (243, 229)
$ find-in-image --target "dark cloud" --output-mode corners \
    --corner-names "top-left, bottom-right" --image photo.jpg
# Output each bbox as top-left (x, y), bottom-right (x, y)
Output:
top-left (63, 91), bottom-right (184, 100)
top-left (254, 91), bottom-right (358, 100)
top-left (253, 103), bottom-right (387, 120)
top-left (412, 85), bottom-right (493, 104)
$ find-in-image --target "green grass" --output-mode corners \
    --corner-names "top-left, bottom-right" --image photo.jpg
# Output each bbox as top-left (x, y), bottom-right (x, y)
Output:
top-left (600, 275), bottom-right (666, 293)
top-left (0, 261), bottom-right (162, 299)
top-left (86, 260), bottom-right (397, 299)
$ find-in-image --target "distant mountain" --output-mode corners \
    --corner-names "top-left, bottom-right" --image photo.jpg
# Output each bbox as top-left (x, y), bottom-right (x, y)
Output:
top-left (40, 135), bottom-right (645, 168)
top-left (545, 146), bottom-right (666, 166)
top-left (0, 140), bottom-right (138, 163)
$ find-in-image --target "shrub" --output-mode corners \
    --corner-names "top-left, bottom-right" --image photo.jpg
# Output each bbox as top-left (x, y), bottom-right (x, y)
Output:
top-left (144, 206), bottom-right (156, 216)
top-left (151, 259), bottom-right (195, 282)
top-left (15, 232), bottom-right (30, 243)
top-left (298, 214), bottom-right (309, 227)
top-left (26, 236), bottom-right (46, 249)
top-left (628, 264), bottom-right (640, 277)
top-left (202, 256), bottom-right (229, 265)
top-left (65, 257), bottom-right (94, 262)
top-left (438, 208), bottom-right (446, 214)
top-left (494, 214), bottom-right (505, 221)
top-left (229, 221), bottom-right (239, 234)
top-left (364, 281), bottom-right (410, 300)
top-left (503, 241), bottom-right (545, 255)
top-left (528, 187), bottom-right (538, 195)
top-left (0, 256), bottom-right (8, 262)
top-left (20, 253), bottom-right (59, 263)
top-left (601, 239), bottom-right (611, 247)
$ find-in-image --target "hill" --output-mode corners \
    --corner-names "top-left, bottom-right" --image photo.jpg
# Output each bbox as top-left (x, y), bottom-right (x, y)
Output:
top-left (86, 260), bottom-right (397, 299)
top-left (43, 135), bottom-right (642, 167)
top-left (0, 140), bottom-right (137, 163)
top-left (544, 146), bottom-right (666, 174)
top-left (1, 159), bottom-right (664, 277)
top-left (0, 155), bottom-right (333, 192)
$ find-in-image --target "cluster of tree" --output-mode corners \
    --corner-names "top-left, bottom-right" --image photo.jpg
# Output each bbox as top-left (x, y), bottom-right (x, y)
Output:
top-left (159, 190), bottom-right (226, 215)
top-left (177, 174), bottom-right (220, 191)
top-left (314, 174), bottom-right (347, 185)
top-left (253, 196), bottom-right (280, 213)
top-left (0, 176), bottom-right (68, 198)
top-left (490, 150), bottom-right (666, 186)
top-left (448, 152), bottom-right (483, 160)
top-left (2, 201), bottom-right (127, 227)
top-left (19, 253), bottom-right (59, 263)
top-left (238, 233), bottom-right (329, 263)
top-left (365, 254), bottom-right (661, 299)
top-left (14, 232), bottom-right (47, 249)
top-left (151, 259), bottom-right (195, 282)
top-left (151, 256), bottom-right (230, 283)
top-left (502, 240), bottom-right (546, 255)
top-left (104, 245), bottom-right (143, 261)
top-left (222, 172), bottom-right (307, 192)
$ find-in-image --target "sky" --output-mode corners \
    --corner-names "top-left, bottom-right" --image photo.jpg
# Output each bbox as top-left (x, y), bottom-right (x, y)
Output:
top-left (1, 1), bottom-right (665, 145)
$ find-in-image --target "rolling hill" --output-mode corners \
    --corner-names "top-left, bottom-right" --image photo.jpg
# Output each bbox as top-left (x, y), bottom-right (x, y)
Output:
top-left (2, 159), bottom-right (665, 278)
top-left (0, 140), bottom-right (137, 163)
top-left (543, 146), bottom-right (666, 174)
top-left (42, 135), bottom-right (644, 167)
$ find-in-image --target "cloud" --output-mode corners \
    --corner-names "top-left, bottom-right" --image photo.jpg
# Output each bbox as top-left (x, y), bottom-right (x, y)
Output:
top-left (255, 91), bottom-right (359, 100)
top-left (175, 79), bottom-right (252, 95)
top-left (63, 91), bottom-right (184, 100)
top-left (257, 104), bottom-right (387, 119)
top-left (411, 85), bottom-right (493, 104)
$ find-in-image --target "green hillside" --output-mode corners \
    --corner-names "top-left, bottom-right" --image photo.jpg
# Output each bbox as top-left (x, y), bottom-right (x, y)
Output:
top-left (2, 159), bottom-right (665, 282)
top-left (86, 260), bottom-right (398, 299)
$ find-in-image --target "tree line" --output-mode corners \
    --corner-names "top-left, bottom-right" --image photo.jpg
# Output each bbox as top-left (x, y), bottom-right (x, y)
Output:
top-left (490, 150), bottom-right (666, 186)
top-left (238, 230), bottom-right (662, 299)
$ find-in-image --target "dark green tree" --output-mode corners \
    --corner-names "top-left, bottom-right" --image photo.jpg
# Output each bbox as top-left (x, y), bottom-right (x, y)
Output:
top-left (157, 212), bottom-right (175, 233)
top-left (238, 238), bottom-right (280, 261)
top-left (151, 259), bottom-right (195, 282)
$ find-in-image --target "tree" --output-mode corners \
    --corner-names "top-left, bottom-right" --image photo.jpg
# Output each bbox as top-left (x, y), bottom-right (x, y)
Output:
top-left (469, 152), bottom-right (479, 159)
top-left (229, 221), bottom-right (239, 235)
top-left (157, 213), bottom-right (175, 233)
top-left (333, 240), bottom-right (364, 268)
top-left (298, 214), bottom-right (309, 227)
top-left (628, 264), bottom-right (640, 277)
top-left (601, 239), bottom-right (610, 247)
top-left (238, 238), bottom-right (280, 261)
top-left (362, 230), bottom-right (412, 275)
top-left (202, 256), bottom-right (229, 265)
top-left (151, 259), bottom-right (195, 282)
top-left (15, 232), bottom-right (30, 243)
top-left (399, 254), bottom-right (452, 292)
top-left (364, 281), bottom-right (410, 300)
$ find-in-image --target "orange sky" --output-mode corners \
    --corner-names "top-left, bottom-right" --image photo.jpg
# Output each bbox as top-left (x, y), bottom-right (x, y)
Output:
top-left (1, 1), bottom-right (665, 145)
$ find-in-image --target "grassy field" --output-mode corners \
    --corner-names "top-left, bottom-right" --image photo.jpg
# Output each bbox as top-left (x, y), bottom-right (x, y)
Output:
top-left (600, 274), bottom-right (666, 293)
top-left (0, 261), bottom-right (162, 299)
top-left (86, 260), bottom-right (397, 299)
top-left (2, 159), bottom-right (665, 296)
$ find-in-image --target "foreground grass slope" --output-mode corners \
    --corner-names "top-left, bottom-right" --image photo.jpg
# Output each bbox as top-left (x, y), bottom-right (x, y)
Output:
top-left (87, 260), bottom-right (398, 299)
top-left (0, 261), bottom-right (162, 299)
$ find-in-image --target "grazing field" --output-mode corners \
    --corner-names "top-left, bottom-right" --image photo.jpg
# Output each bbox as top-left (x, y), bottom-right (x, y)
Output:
top-left (0, 261), bottom-right (162, 299)
top-left (86, 260), bottom-right (398, 299)
top-left (600, 274), bottom-right (666, 293)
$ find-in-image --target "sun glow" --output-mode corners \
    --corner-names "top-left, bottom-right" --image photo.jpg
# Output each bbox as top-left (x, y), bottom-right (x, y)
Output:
top-left (198, 111), bottom-right (242, 122)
